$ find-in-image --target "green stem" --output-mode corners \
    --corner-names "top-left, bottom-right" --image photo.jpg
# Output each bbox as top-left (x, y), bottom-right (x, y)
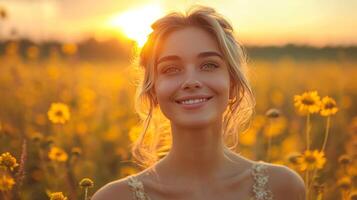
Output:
top-left (306, 113), bottom-right (311, 150)
top-left (305, 170), bottom-right (310, 200)
top-left (51, 161), bottom-right (60, 190)
top-left (65, 158), bottom-right (77, 200)
top-left (316, 192), bottom-right (323, 200)
top-left (267, 135), bottom-right (272, 162)
top-left (84, 188), bottom-right (88, 200)
top-left (38, 148), bottom-right (52, 189)
top-left (343, 165), bottom-right (348, 175)
top-left (342, 190), bottom-right (349, 200)
top-left (267, 120), bottom-right (272, 162)
top-left (321, 116), bottom-right (331, 152)
top-left (308, 168), bottom-right (318, 197)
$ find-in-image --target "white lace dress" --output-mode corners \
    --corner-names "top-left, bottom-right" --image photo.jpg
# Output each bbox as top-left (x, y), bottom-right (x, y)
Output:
top-left (127, 161), bottom-right (273, 200)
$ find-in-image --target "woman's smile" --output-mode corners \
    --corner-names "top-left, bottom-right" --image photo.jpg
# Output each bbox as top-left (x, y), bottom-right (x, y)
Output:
top-left (174, 95), bottom-right (214, 110)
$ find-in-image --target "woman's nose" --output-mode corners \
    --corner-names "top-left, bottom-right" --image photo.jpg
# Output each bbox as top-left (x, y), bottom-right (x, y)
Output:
top-left (181, 69), bottom-right (202, 90)
top-left (182, 79), bottom-right (202, 90)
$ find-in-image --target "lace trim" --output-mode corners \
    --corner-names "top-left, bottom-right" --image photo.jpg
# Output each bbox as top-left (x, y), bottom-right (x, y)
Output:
top-left (251, 162), bottom-right (273, 200)
top-left (127, 176), bottom-right (151, 200)
top-left (127, 162), bottom-right (273, 200)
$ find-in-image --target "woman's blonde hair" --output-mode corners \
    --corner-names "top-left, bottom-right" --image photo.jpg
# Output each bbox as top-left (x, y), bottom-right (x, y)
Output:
top-left (131, 5), bottom-right (255, 168)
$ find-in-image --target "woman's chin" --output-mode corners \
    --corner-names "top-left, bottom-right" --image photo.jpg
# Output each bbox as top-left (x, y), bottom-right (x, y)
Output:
top-left (172, 117), bottom-right (217, 129)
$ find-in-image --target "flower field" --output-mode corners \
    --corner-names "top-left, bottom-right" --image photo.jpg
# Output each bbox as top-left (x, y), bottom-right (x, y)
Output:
top-left (0, 42), bottom-right (356, 200)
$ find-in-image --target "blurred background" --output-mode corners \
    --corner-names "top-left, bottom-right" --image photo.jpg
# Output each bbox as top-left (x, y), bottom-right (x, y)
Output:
top-left (0, 0), bottom-right (356, 199)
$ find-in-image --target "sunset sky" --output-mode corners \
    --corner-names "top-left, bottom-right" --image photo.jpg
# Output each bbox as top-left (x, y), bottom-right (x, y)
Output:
top-left (0, 0), bottom-right (356, 47)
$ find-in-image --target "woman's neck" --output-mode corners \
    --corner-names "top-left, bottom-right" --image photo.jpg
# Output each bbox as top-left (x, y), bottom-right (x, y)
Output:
top-left (157, 122), bottom-right (232, 181)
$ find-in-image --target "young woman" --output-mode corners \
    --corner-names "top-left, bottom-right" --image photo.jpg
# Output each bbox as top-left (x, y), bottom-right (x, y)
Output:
top-left (93, 5), bottom-right (305, 200)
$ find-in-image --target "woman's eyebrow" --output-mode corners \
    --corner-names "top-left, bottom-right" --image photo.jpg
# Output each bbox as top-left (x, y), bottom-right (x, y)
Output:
top-left (156, 55), bottom-right (180, 65)
top-left (156, 51), bottom-right (223, 65)
top-left (197, 51), bottom-right (223, 59)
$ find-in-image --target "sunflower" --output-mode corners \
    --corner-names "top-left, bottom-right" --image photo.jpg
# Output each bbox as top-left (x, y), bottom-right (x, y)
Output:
top-left (47, 103), bottom-right (70, 124)
top-left (265, 108), bottom-right (281, 118)
top-left (263, 117), bottom-right (286, 138)
top-left (320, 96), bottom-right (338, 117)
top-left (49, 192), bottom-right (68, 200)
top-left (286, 152), bottom-right (302, 165)
top-left (338, 154), bottom-right (351, 165)
top-left (337, 176), bottom-right (352, 191)
top-left (48, 147), bottom-right (68, 162)
top-left (0, 152), bottom-right (19, 171)
top-left (71, 147), bottom-right (82, 157)
top-left (298, 150), bottom-right (326, 171)
top-left (0, 175), bottom-right (15, 191)
top-left (79, 178), bottom-right (94, 188)
top-left (294, 91), bottom-right (321, 115)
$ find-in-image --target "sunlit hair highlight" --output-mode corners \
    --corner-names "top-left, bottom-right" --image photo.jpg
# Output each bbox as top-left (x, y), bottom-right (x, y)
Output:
top-left (132, 5), bottom-right (256, 168)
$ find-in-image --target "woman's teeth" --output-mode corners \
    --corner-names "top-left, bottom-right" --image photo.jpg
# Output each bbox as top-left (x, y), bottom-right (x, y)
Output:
top-left (179, 98), bottom-right (208, 105)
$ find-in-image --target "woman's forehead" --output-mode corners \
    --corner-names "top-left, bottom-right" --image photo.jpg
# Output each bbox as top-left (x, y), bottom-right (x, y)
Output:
top-left (156, 26), bottom-right (222, 60)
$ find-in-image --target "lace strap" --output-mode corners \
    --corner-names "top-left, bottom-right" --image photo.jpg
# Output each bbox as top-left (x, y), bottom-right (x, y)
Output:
top-left (251, 162), bottom-right (273, 200)
top-left (127, 176), bottom-right (151, 200)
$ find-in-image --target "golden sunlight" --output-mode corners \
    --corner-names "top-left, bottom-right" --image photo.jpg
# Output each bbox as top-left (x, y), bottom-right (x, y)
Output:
top-left (107, 4), bottom-right (164, 47)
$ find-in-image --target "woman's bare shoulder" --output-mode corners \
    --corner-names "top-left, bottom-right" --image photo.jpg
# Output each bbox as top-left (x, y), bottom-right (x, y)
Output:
top-left (264, 163), bottom-right (306, 200)
top-left (91, 177), bottom-right (132, 200)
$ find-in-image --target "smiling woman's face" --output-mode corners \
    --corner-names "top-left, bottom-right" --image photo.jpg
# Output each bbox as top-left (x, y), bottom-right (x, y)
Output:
top-left (154, 26), bottom-right (231, 128)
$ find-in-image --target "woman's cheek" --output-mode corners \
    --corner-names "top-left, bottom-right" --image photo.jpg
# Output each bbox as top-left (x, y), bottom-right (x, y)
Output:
top-left (155, 78), bottom-right (178, 103)
top-left (205, 73), bottom-right (230, 92)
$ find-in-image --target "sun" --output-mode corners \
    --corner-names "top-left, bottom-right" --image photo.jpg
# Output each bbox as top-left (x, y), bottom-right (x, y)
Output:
top-left (108, 4), bottom-right (164, 47)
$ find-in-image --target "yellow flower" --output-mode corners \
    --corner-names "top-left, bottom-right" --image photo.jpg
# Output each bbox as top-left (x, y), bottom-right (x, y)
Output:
top-left (263, 117), bottom-right (287, 138)
top-left (0, 152), bottom-right (19, 171)
top-left (294, 91), bottom-right (321, 115)
top-left (49, 192), bottom-right (68, 200)
top-left (48, 147), bottom-right (68, 162)
top-left (0, 175), bottom-right (15, 191)
top-left (30, 132), bottom-right (43, 143)
top-left (265, 108), bottom-right (281, 118)
top-left (47, 103), bottom-right (70, 124)
top-left (71, 147), bottom-right (82, 157)
top-left (298, 150), bottom-right (326, 171)
top-left (338, 154), bottom-right (351, 165)
top-left (286, 152), bottom-right (302, 165)
top-left (337, 176), bottom-right (351, 191)
top-left (320, 96), bottom-right (338, 117)
top-left (79, 178), bottom-right (94, 188)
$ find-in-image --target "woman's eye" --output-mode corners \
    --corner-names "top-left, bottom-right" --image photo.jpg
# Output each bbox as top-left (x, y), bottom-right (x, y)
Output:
top-left (162, 66), bottom-right (180, 74)
top-left (201, 62), bottom-right (219, 70)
